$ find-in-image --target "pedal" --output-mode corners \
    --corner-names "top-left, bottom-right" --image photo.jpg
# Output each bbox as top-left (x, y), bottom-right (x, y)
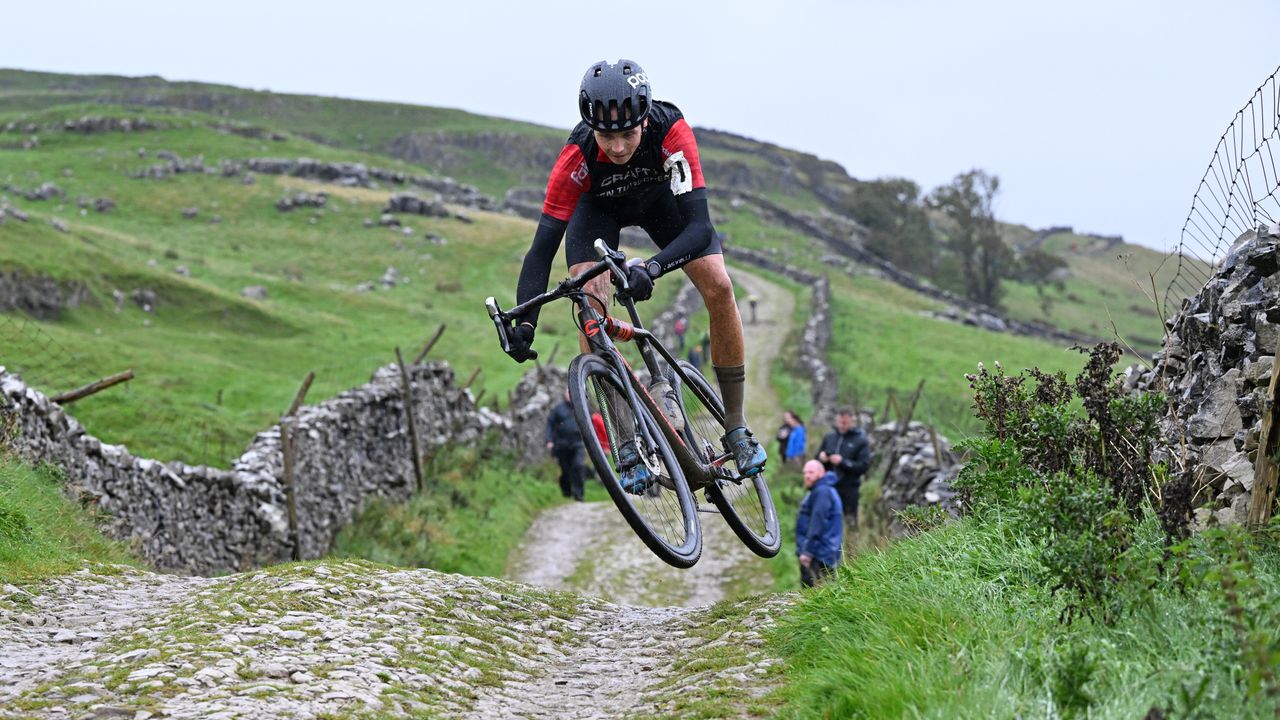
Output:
top-left (696, 504), bottom-right (721, 514)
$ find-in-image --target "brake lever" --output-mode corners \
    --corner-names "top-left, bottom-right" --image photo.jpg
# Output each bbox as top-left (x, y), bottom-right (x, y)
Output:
top-left (484, 296), bottom-right (511, 352)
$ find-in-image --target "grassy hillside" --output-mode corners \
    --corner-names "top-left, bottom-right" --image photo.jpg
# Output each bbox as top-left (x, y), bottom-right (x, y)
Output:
top-left (0, 104), bottom-right (689, 466)
top-left (0, 71), bottom-right (1182, 468)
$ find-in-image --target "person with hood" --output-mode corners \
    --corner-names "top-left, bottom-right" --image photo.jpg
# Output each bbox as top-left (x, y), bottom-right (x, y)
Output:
top-left (796, 459), bottom-right (843, 587)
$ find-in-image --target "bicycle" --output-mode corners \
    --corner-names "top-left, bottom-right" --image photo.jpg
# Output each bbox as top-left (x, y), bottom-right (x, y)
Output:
top-left (486, 240), bottom-right (781, 568)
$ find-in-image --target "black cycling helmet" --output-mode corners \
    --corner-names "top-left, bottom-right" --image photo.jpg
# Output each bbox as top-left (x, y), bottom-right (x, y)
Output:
top-left (578, 59), bottom-right (651, 132)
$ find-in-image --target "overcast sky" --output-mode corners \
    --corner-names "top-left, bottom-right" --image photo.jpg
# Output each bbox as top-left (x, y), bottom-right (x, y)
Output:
top-left (4, 0), bottom-right (1277, 252)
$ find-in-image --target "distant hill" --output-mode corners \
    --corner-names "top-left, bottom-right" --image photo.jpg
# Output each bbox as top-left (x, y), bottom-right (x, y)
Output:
top-left (0, 68), bottom-right (1212, 456)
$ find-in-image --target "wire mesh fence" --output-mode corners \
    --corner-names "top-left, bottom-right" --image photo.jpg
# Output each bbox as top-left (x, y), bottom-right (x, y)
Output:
top-left (1166, 65), bottom-right (1280, 317)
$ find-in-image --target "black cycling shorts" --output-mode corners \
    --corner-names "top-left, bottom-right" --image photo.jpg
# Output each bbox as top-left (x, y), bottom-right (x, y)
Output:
top-left (564, 184), bottom-right (722, 267)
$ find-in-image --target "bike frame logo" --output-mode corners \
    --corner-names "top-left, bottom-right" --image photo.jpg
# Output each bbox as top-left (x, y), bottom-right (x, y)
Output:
top-left (584, 318), bottom-right (601, 337)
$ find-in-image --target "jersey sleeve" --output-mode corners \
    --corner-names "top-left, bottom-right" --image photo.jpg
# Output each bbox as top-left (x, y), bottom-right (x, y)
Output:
top-left (542, 143), bottom-right (590, 221)
top-left (659, 118), bottom-right (706, 193)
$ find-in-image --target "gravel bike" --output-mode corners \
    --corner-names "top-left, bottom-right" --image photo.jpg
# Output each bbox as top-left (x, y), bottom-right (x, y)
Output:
top-left (486, 240), bottom-right (781, 568)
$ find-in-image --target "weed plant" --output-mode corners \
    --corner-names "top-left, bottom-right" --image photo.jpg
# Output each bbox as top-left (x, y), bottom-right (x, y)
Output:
top-left (774, 344), bottom-right (1280, 718)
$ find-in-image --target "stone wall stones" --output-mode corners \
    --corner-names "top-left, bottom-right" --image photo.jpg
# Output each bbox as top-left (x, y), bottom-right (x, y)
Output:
top-left (1126, 225), bottom-right (1280, 526)
top-left (1, 361), bottom-right (511, 576)
top-left (0, 270), bottom-right (94, 320)
top-left (872, 420), bottom-right (962, 538)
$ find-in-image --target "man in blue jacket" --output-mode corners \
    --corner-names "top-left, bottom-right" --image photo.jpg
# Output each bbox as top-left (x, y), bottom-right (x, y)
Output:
top-left (796, 459), bottom-right (843, 587)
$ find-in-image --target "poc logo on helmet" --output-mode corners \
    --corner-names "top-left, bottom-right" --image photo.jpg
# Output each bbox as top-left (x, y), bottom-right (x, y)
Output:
top-left (626, 73), bottom-right (649, 88)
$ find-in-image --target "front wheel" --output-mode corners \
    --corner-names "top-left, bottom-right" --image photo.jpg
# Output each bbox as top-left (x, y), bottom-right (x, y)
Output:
top-left (568, 353), bottom-right (702, 568)
top-left (672, 360), bottom-right (782, 558)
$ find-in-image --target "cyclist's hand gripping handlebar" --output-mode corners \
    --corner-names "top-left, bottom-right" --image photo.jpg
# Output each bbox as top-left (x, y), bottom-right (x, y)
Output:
top-left (485, 296), bottom-right (538, 363)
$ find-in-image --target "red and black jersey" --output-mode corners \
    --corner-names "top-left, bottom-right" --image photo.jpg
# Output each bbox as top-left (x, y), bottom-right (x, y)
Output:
top-left (542, 101), bottom-right (707, 221)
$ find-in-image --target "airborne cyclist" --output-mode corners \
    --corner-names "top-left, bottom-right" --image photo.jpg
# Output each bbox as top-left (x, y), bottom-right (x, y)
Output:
top-left (504, 58), bottom-right (768, 485)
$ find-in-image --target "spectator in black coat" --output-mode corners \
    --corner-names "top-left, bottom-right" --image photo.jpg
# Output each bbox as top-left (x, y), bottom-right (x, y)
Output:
top-left (816, 408), bottom-right (872, 542)
top-left (546, 390), bottom-right (585, 501)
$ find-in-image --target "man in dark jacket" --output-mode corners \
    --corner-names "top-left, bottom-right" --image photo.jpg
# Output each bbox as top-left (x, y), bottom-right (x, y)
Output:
top-left (546, 390), bottom-right (585, 501)
top-left (796, 459), bottom-right (843, 587)
top-left (816, 408), bottom-right (872, 542)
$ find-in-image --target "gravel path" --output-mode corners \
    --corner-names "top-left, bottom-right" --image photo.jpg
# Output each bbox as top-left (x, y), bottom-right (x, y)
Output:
top-left (484, 264), bottom-right (799, 717)
top-left (0, 267), bottom-right (800, 720)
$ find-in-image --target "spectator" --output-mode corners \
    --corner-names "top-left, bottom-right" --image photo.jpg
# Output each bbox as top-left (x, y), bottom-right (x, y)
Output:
top-left (796, 459), bottom-right (842, 587)
top-left (816, 408), bottom-right (872, 544)
top-left (775, 411), bottom-right (793, 461)
top-left (687, 345), bottom-right (703, 372)
top-left (783, 411), bottom-right (807, 463)
top-left (673, 315), bottom-right (688, 351)
top-left (546, 389), bottom-right (585, 501)
top-left (747, 294), bottom-right (759, 324)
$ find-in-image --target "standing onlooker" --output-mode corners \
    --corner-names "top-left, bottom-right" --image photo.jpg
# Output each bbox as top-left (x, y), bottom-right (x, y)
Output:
top-left (775, 411), bottom-right (793, 461)
top-left (673, 315), bottom-right (688, 351)
top-left (546, 389), bottom-right (585, 502)
top-left (747, 294), bottom-right (759, 324)
top-left (816, 408), bottom-right (872, 545)
top-left (783, 411), bottom-right (807, 464)
top-left (796, 459), bottom-right (842, 587)
top-left (687, 345), bottom-right (703, 372)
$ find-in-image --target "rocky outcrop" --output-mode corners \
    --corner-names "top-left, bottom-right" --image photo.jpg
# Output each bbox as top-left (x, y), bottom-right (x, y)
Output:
top-left (0, 270), bottom-right (94, 320)
top-left (1, 361), bottom-right (511, 575)
top-left (1125, 224), bottom-right (1280, 526)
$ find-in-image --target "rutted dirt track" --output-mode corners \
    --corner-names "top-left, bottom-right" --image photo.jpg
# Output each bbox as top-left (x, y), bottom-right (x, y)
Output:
top-left (0, 265), bottom-right (798, 719)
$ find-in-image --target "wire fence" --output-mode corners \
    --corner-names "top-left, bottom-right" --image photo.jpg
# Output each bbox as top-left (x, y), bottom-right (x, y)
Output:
top-left (1166, 65), bottom-right (1280, 317)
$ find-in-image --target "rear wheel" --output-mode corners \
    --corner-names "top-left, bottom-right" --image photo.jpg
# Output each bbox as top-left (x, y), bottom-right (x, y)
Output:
top-left (568, 353), bottom-right (702, 568)
top-left (672, 360), bottom-right (782, 558)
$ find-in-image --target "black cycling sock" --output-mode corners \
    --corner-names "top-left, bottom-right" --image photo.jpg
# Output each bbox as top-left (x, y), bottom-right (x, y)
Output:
top-left (714, 364), bottom-right (747, 432)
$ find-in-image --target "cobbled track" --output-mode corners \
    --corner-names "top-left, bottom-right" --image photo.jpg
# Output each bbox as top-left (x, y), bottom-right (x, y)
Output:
top-left (0, 266), bottom-right (800, 719)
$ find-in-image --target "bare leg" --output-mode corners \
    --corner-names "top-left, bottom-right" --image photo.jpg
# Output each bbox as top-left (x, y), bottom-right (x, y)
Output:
top-left (681, 255), bottom-right (751, 434)
top-left (680, 255), bottom-right (743, 366)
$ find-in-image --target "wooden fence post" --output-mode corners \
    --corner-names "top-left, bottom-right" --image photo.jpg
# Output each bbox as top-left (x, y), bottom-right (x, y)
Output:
top-left (396, 347), bottom-right (425, 492)
top-left (464, 367), bottom-right (482, 390)
top-left (51, 369), bottom-right (135, 404)
top-left (879, 379), bottom-right (927, 486)
top-left (413, 323), bottom-right (447, 365)
top-left (281, 371), bottom-right (314, 562)
top-left (1248, 367), bottom-right (1280, 526)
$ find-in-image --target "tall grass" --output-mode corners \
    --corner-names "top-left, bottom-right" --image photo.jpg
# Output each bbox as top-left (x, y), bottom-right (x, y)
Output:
top-left (330, 444), bottom-right (567, 578)
top-left (774, 516), bottom-right (1280, 718)
top-left (0, 456), bottom-right (139, 584)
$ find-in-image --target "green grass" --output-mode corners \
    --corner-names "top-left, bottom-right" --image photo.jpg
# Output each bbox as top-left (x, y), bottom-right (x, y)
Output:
top-left (773, 517), bottom-right (1280, 719)
top-left (330, 444), bottom-right (568, 578)
top-left (825, 271), bottom-right (1095, 440)
top-left (0, 111), bottom-right (685, 467)
top-left (0, 455), bottom-right (139, 583)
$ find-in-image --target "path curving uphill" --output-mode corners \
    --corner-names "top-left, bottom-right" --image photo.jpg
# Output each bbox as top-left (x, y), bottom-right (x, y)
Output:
top-left (0, 267), bottom-right (801, 720)
top-left (483, 264), bottom-right (799, 717)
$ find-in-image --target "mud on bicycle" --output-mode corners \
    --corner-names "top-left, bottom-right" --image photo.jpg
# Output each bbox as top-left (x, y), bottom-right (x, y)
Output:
top-left (486, 239), bottom-right (781, 568)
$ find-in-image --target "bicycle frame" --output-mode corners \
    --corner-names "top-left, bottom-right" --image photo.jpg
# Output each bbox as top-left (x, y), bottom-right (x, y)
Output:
top-left (485, 240), bottom-right (732, 488)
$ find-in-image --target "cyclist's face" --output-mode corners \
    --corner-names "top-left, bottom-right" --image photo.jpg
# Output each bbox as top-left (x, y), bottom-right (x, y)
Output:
top-left (594, 124), bottom-right (643, 165)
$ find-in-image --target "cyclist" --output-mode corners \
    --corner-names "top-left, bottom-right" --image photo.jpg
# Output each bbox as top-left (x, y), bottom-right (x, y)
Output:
top-left (505, 58), bottom-right (767, 488)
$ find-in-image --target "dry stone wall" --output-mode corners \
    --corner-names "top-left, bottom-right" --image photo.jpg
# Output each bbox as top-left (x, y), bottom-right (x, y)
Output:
top-left (872, 420), bottom-right (962, 538)
top-left (0, 361), bottom-right (510, 575)
top-left (1126, 225), bottom-right (1280, 526)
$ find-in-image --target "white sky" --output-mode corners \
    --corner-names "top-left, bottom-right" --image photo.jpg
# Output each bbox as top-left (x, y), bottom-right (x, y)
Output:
top-left (3, 0), bottom-right (1277, 252)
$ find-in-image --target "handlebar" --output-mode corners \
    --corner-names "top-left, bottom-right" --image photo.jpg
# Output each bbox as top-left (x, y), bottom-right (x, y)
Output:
top-left (485, 239), bottom-right (632, 340)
